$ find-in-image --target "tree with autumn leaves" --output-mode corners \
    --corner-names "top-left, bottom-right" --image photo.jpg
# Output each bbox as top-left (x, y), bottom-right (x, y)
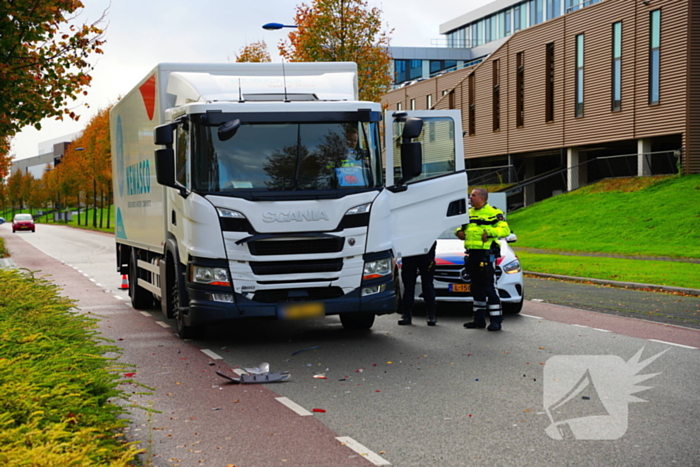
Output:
top-left (0, 0), bottom-right (105, 139)
top-left (236, 40), bottom-right (271, 63)
top-left (278, 0), bottom-right (393, 103)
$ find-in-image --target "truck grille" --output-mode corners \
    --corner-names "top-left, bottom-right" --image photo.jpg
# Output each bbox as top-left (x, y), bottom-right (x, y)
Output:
top-left (248, 237), bottom-right (344, 256)
top-left (250, 258), bottom-right (343, 275)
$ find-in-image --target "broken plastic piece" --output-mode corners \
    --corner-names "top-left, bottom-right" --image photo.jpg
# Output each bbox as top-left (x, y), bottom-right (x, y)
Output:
top-left (313, 373), bottom-right (327, 379)
top-left (216, 370), bottom-right (290, 384)
top-left (244, 362), bottom-right (270, 375)
top-left (312, 408), bottom-right (326, 413)
top-left (291, 346), bottom-right (320, 356)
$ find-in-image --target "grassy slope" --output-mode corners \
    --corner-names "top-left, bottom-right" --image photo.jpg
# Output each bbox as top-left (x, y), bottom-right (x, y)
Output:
top-left (505, 175), bottom-right (700, 289)
top-left (507, 175), bottom-right (700, 259)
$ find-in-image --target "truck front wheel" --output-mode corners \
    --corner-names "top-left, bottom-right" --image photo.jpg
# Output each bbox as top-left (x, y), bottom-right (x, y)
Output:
top-left (171, 270), bottom-right (201, 339)
top-left (129, 250), bottom-right (152, 310)
top-left (340, 312), bottom-right (375, 330)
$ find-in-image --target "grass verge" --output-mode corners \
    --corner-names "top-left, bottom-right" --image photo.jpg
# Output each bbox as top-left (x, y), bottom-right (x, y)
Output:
top-left (517, 251), bottom-right (700, 290)
top-left (0, 268), bottom-right (140, 465)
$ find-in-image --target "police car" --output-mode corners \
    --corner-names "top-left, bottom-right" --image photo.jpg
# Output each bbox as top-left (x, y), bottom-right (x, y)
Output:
top-left (407, 225), bottom-right (524, 314)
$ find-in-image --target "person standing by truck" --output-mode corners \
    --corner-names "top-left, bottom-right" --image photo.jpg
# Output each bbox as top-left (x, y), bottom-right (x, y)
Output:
top-left (398, 241), bottom-right (438, 326)
top-left (456, 188), bottom-right (511, 331)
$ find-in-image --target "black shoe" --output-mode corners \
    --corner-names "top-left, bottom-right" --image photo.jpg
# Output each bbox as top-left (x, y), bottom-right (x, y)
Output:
top-left (427, 316), bottom-right (436, 326)
top-left (398, 317), bottom-right (412, 326)
top-left (487, 323), bottom-right (502, 332)
top-left (464, 321), bottom-right (486, 329)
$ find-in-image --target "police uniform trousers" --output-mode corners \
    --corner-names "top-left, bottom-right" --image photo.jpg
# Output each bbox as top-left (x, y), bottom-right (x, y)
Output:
top-left (465, 249), bottom-right (502, 325)
top-left (400, 246), bottom-right (437, 316)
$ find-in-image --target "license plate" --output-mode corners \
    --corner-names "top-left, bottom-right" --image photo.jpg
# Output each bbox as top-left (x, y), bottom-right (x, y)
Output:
top-left (280, 302), bottom-right (325, 320)
top-left (449, 283), bottom-right (471, 293)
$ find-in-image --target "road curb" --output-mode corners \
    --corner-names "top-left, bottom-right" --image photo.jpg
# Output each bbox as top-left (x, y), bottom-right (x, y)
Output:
top-left (524, 271), bottom-right (700, 297)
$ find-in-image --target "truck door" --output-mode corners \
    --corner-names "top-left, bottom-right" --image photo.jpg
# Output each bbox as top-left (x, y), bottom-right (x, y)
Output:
top-left (384, 110), bottom-right (469, 258)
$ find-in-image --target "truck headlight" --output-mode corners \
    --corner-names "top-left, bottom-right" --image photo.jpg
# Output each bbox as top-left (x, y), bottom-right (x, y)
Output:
top-left (363, 258), bottom-right (391, 280)
top-left (190, 266), bottom-right (231, 286)
top-left (502, 260), bottom-right (521, 274)
top-left (217, 208), bottom-right (246, 219)
top-left (346, 203), bottom-right (371, 215)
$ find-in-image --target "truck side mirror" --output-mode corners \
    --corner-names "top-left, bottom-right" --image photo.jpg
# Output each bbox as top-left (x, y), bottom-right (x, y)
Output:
top-left (154, 123), bottom-right (176, 146)
top-left (155, 149), bottom-right (176, 187)
top-left (401, 117), bottom-right (423, 140)
top-left (218, 119), bottom-right (241, 141)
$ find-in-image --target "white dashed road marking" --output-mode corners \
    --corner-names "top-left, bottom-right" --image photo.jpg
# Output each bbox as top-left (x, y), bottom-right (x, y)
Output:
top-left (336, 436), bottom-right (392, 466)
top-left (200, 349), bottom-right (223, 360)
top-left (648, 339), bottom-right (698, 350)
top-left (155, 321), bottom-right (171, 328)
top-left (275, 397), bottom-right (312, 416)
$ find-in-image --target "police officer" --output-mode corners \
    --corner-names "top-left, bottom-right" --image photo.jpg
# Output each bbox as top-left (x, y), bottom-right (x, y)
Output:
top-left (398, 241), bottom-right (437, 326)
top-left (456, 188), bottom-right (511, 331)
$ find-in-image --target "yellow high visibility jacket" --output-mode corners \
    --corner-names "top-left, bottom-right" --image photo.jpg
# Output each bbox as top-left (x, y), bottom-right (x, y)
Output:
top-left (457, 203), bottom-right (511, 251)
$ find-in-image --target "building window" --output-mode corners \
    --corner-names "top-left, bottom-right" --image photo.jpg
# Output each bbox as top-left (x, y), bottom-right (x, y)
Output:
top-left (546, 42), bottom-right (554, 122)
top-left (649, 9), bottom-right (660, 105)
top-left (397, 102), bottom-right (402, 111)
top-left (410, 98), bottom-right (416, 110)
top-left (516, 52), bottom-right (524, 127)
top-left (409, 60), bottom-right (422, 80)
top-left (546, 0), bottom-right (561, 21)
top-left (485, 15), bottom-right (492, 43)
top-left (468, 74), bottom-right (475, 135)
top-left (505, 9), bottom-right (512, 36)
top-left (575, 34), bottom-right (584, 117)
top-left (472, 20), bottom-right (482, 47)
top-left (532, 0), bottom-right (543, 25)
top-left (612, 22), bottom-right (622, 112)
top-left (426, 94), bottom-right (432, 109)
top-left (493, 60), bottom-right (500, 132)
top-left (449, 90), bottom-right (456, 109)
top-left (514, 6), bottom-right (521, 32)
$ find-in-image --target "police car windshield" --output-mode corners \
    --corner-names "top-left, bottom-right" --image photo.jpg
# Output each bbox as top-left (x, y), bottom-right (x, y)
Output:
top-left (192, 121), bottom-right (381, 193)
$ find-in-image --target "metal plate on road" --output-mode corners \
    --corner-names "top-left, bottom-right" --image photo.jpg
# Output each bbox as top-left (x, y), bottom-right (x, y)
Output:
top-left (448, 283), bottom-right (470, 292)
top-left (279, 301), bottom-right (325, 320)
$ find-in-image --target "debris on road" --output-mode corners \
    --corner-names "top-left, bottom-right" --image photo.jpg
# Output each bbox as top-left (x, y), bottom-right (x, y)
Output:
top-left (291, 345), bottom-right (320, 356)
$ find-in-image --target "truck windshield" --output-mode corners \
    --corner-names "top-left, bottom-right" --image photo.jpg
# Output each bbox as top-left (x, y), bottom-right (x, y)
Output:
top-left (192, 121), bottom-right (382, 193)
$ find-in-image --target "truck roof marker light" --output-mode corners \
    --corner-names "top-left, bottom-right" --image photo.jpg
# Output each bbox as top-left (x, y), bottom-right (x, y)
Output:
top-left (346, 203), bottom-right (371, 216)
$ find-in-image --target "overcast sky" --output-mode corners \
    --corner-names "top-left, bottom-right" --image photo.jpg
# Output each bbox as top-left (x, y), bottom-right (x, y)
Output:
top-left (11, 0), bottom-right (491, 161)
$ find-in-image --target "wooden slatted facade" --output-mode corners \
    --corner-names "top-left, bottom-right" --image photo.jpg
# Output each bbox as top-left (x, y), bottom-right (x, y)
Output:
top-left (382, 0), bottom-right (698, 174)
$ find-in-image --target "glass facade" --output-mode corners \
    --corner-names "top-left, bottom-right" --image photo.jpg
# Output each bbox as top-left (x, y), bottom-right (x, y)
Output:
top-left (612, 22), bottom-right (622, 111)
top-left (649, 9), bottom-right (660, 105)
top-left (576, 34), bottom-right (585, 117)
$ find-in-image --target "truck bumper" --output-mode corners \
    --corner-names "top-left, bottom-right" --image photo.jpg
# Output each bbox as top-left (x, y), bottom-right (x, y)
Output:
top-left (185, 283), bottom-right (397, 327)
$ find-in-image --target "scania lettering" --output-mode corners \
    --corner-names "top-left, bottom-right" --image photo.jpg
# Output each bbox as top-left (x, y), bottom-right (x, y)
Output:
top-left (111, 62), bottom-right (468, 339)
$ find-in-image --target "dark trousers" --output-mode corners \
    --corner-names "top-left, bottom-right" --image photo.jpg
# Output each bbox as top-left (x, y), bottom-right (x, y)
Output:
top-left (401, 245), bottom-right (436, 316)
top-left (466, 249), bottom-right (502, 324)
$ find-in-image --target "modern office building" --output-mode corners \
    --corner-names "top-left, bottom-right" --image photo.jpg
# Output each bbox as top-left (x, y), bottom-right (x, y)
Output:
top-left (384, 0), bottom-right (699, 207)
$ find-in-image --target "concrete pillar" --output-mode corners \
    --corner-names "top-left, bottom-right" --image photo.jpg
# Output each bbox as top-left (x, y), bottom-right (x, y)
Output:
top-left (524, 157), bottom-right (536, 207)
top-left (567, 147), bottom-right (579, 192)
top-left (637, 138), bottom-right (651, 176)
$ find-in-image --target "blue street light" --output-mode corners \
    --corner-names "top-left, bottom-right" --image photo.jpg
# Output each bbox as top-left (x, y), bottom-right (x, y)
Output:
top-left (262, 22), bottom-right (298, 30)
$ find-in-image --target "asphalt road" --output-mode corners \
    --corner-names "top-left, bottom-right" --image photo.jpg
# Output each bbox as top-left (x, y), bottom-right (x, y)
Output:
top-left (2, 223), bottom-right (699, 467)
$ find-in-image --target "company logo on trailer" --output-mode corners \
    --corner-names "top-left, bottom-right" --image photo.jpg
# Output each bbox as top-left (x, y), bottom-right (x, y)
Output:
top-left (543, 347), bottom-right (668, 440)
top-left (139, 75), bottom-right (156, 120)
top-left (126, 160), bottom-right (151, 195)
top-left (262, 210), bottom-right (330, 223)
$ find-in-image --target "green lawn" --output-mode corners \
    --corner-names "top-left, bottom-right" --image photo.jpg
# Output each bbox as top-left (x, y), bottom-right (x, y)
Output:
top-left (507, 174), bottom-right (700, 289)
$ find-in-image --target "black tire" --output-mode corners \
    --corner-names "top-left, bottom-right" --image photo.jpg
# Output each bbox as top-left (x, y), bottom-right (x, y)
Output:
top-left (162, 259), bottom-right (176, 319)
top-left (171, 268), bottom-right (200, 339)
top-left (129, 250), bottom-right (152, 310)
top-left (340, 312), bottom-right (375, 330)
top-left (503, 296), bottom-right (524, 314)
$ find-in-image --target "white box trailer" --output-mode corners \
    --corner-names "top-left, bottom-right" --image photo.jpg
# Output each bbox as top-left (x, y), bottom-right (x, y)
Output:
top-left (111, 62), bottom-right (468, 338)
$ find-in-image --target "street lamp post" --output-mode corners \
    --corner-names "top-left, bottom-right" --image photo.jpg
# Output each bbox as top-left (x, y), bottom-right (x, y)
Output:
top-left (262, 22), bottom-right (298, 30)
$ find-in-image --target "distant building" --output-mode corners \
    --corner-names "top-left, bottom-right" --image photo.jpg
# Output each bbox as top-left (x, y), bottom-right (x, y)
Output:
top-left (384, 0), bottom-right (699, 208)
top-left (10, 133), bottom-right (80, 179)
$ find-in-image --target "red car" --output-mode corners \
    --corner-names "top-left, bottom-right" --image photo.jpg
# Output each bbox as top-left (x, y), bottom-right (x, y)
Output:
top-left (12, 213), bottom-right (35, 233)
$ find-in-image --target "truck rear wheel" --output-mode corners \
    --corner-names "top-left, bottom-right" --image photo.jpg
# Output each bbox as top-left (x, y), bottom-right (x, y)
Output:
top-left (129, 250), bottom-right (152, 310)
top-left (340, 312), bottom-right (375, 330)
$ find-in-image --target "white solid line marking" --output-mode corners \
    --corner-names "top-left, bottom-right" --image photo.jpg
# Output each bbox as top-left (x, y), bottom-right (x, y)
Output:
top-left (200, 349), bottom-right (223, 360)
top-left (139, 311), bottom-right (151, 317)
top-left (572, 324), bottom-right (589, 328)
top-left (336, 436), bottom-right (392, 466)
top-left (95, 283), bottom-right (103, 287)
top-left (521, 314), bottom-right (543, 319)
top-left (275, 397), bottom-right (312, 416)
top-left (648, 339), bottom-right (698, 350)
top-left (155, 321), bottom-right (171, 328)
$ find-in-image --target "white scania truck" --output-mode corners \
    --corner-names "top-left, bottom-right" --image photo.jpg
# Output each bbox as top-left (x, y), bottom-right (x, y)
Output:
top-left (111, 62), bottom-right (468, 338)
